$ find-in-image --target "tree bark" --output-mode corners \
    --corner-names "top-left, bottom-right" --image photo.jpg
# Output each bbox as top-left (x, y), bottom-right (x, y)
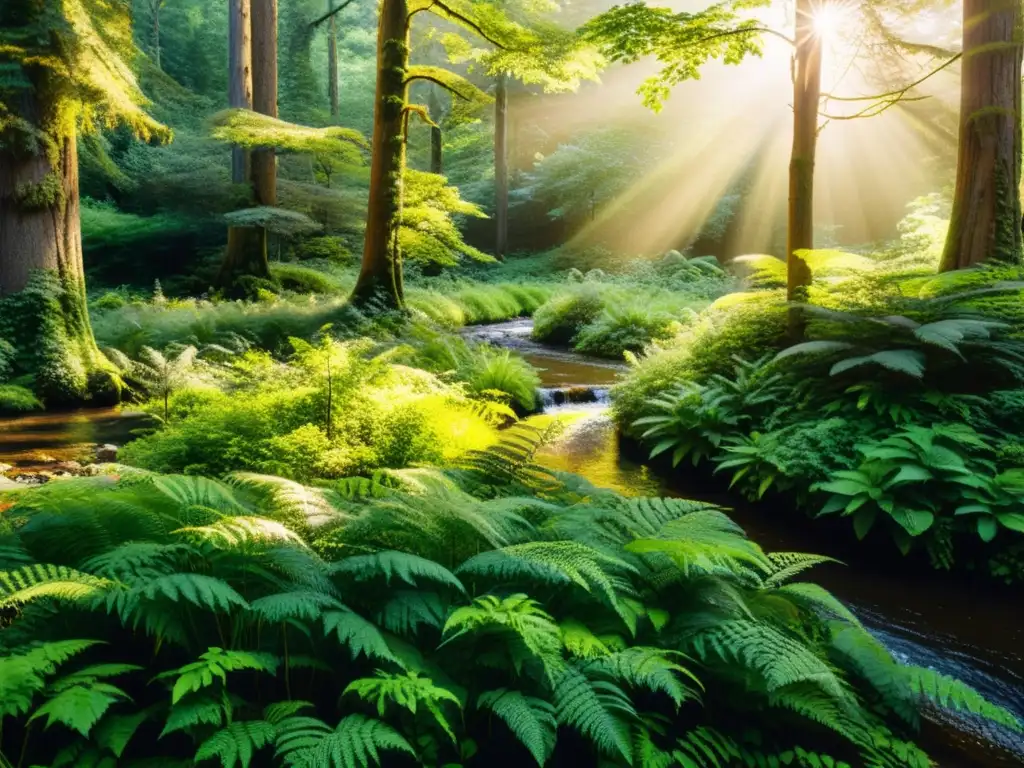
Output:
top-left (229, 0), bottom-right (254, 184)
top-left (351, 0), bottom-right (409, 307)
top-left (0, 90), bottom-right (117, 405)
top-left (494, 74), bottom-right (509, 260)
top-left (941, 0), bottom-right (1023, 272)
top-left (221, 0), bottom-right (273, 289)
top-left (786, 0), bottom-right (822, 335)
top-left (328, 0), bottom-right (340, 119)
top-left (428, 88), bottom-right (443, 174)
top-left (251, 0), bottom-right (278, 207)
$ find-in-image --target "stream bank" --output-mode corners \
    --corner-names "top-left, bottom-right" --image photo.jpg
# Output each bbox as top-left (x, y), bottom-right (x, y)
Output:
top-left (473, 318), bottom-right (1024, 768)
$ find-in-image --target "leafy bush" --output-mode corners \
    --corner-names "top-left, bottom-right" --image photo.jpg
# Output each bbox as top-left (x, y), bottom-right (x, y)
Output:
top-left (0, 384), bottom-right (43, 414)
top-left (289, 235), bottom-right (354, 263)
top-left (573, 305), bottom-right (679, 358)
top-left (269, 263), bottom-right (349, 295)
top-left (0, 430), bottom-right (1014, 767)
top-left (532, 288), bottom-right (606, 346)
top-left (118, 338), bottom-right (500, 479)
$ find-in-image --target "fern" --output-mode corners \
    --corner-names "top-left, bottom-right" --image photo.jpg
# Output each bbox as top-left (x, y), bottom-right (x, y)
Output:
top-left (138, 573), bottom-right (249, 613)
top-left (194, 720), bottom-right (276, 768)
top-left (30, 678), bottom-right (132, 737)
top-left (249, 591), bottom-right (343, 623)
top-left (175, 516), bottom-right (306, 550)
top-left (687, 620), bottom-right (849, 700)
top-left (276, 713), bottom-right (414, 768)
top-left (561, 619), bottom-right (612, 659)
top-left (553, 666), bottom-right (635, 762)
top-left (0, 564), bottom-right (112, 606)
top-left (344, 670), bottom-right (461, 742)
top-left (0, 640), bottom-right (100, 721)
top-left (161, 693), bottom-right (229, 737)
top-left (764, 553), bottom-right (842, 588)
top-left (161, 648), bottom-right (279, 703)
top-left (322, 608), bottom-right (396, 663)
top-left (477, 688), bottom-right (557, 766)
top-left (585, 647), bottom-right (702, 708)
top-left (375, 591), bottom-right (446, 635)
top-left (906, 666), bottom-right (1022, 731)
top-left (150, 475), bottom-right (248, 514)
top-left (331, 550), bottom-right (465, 592)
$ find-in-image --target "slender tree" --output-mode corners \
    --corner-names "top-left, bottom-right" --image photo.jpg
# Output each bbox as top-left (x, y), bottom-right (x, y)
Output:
top-left (149, 0), bottom-right (169, 70)
top-left (494, 73), bottom-right (509, 259)
top-left (0, 0), bottom-right (167, 404)
top-left (221, 0), bottom-right (278, 287)
top-left (428, 87), bottom-right (446, 174)
top-left (941, 0), bottom-right (1023, 271)
top-left (328, 2), bottom-right (341, 118)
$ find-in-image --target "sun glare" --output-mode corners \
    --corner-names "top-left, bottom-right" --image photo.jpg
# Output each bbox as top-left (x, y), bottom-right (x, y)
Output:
top-left (813, 4), bottom-right (847, 43)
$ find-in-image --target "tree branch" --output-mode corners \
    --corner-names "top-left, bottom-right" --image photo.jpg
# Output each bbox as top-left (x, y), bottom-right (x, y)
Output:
top-left (416, 0), bottom-right (507, 49)
top-left (311, 0), bottom-right (357, 28)
top-left (821, 53), bottom-right (961, 102)
top-left (404, 74), bottom-right (472, 101)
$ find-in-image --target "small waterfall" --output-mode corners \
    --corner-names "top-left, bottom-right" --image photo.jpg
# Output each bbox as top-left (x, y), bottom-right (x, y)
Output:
top-left (538, 387), bottom-right (611, 412)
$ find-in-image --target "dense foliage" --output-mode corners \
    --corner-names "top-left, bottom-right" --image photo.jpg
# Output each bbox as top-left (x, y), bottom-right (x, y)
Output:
top-left (1, 428), bottom-right (1017, 767)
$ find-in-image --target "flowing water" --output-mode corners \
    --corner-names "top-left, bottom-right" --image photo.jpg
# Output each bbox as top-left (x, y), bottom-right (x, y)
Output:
top-left (0, 408), bottom-right (153, 468)
top-left (470, 319), bottom-right (1024, 767)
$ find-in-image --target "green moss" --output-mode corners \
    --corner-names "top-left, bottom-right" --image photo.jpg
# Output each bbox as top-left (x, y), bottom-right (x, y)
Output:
top-left (13, 172), bottom-right (64, 211)
top-left (0, 384), bottom-right (43, 414)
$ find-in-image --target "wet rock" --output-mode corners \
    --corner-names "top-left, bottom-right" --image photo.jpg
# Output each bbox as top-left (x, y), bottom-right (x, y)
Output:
top-left (96, 444), bottom-right (119, 462)
top-left (13, 473), bottom-right (49, 486)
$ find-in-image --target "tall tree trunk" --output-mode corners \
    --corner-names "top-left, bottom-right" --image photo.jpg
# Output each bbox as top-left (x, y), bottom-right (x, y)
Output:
top-left (228, 0), bottom-right (253, 184)
top-left (428, 88), bottom-right (443, 174)
top-left (494, 74), bottom-right (509, 260)
top-left (328, 1), bottom-right (340, 119)
top-left (941, 0), bottom-right (1023, 272)
top-left (351, 0), bottom-right (409, 307)
top-left (221, 0), bottom-right (273, 289)
top-left (251, 0), bottom-right (278, 207)
top-left (0, 89), bottom-right (117, 405)
top-left (786, 0), bottom-right (822, 334)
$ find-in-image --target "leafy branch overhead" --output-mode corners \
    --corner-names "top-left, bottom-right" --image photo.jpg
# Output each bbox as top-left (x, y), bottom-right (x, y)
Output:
top-left (581, 0), bottom-right (773, 111)
top-left (209, 109), bottom-right (367, 162)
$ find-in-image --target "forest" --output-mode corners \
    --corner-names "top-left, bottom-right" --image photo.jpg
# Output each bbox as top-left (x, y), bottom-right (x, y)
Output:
top-left (2, 0), bottom-right (1024, 765)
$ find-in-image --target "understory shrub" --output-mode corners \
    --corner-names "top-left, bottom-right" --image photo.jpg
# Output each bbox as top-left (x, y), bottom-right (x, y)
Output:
top-left (617, 264), bottom-right (1024, 580)
top-left (0, 427), bottom-right (1016, 767)
top-left (118, 339), bottom-right (501, 479)
top-left (0, 383), bottom-right (43, 414)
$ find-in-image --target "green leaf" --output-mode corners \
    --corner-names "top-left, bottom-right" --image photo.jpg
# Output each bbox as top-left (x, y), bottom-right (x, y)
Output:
top-left (890, 509), bottom-right (935, 537)
top-left (477, 689), bottom-right (556, 766)
top-left (997, 513), bottom-right (1024, 533)
top-left (194, 720), bottom-right (275, 768)
top-left (977, 517), bottom-right (998, 543)
top-left (884, 465), bottom-right (933, 486)
top-left (30, 683), bottom-right (129, 737)
top-left (852, 508), bottom-right (877, 540)
top-left (323, 609), bottom-right (396, 663)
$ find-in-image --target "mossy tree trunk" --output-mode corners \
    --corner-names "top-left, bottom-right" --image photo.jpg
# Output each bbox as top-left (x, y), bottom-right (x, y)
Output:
top-left (494, 73), bottom-right (509, 261)
top-left (941, 0), bottom-right (1023, 272)
top-left (0, 87), bottom-right (117, 405)
top-left (351, 0), bottom-right (409, 308)
top-left (786, 0), bottom-right (822, 336)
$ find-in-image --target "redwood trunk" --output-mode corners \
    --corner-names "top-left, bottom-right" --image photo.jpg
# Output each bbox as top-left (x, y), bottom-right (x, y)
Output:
top-left (494, 74), bottom-right (509, 260)
top-left (351, 0), bottom-right (408, 307)
top-left (0, 100), bottom-right (113, 403)
top-left (229, 0), bottom-right (254, 184)
top-left (786, 0), bottom-right (822, 325)
top-left (328, 1), bottom-right (340, 119)
top-left (251, 0), bottom-right (278, 207)
top-left (941, 0), bottom-right (1023, 271)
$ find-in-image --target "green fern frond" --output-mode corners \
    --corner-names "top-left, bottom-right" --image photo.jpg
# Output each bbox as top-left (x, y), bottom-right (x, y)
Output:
top-left (477, 688), bottom-right (556, 766)
top-left (228, 473), bottom-right (347, 528)
top-left (161, 693), bottom-right (228, 737)
top-left (150, 475), bottom-right (248, 514)
top-left (344, 670), bottom-right (461, 742)
top-left (672, 726), bottom-right (744, 767)
top-left (553, 666), bottom-right (635, 763)
top-left (194, 720), bottom-right (276, 768)
top-left (82, 542), bottom-right (192, 582)
top-left (586, 647), bottom-right (703, 708)
top-left (161, 648), bottom-right (279, 704)
top-left (767, 682), bottom-right (866, 743)
top-left (175, 516), bottom-right (306, 550)
top-left (138, 573), bottom-right (248, 612)
top-left (561, 619), bottom-right (612, 659)
top-left (30, 679), bottom-right (132, 737)
top-left (687, 620), bottom-right (849, 700)
top-left (331, 550), bottom-right (465, 592)
top-left (774, 583), bottom-right (863, 627)
top-left (0, 640), bottom-right (101, 721)
top-left (249, 591), bottom-right (343, 623)
top-left (322, 608), bottom-right (396, 663)
top-left (0, 564), bottom-right (112, 606)
top-left (375, 591), bottom-right (446, 635)
top-left (906, 666), bottom-right (1022, 731)
top-left (764, 553), bottom-right (842, 587)
top-left (275, 713), bottom-right (414, 768)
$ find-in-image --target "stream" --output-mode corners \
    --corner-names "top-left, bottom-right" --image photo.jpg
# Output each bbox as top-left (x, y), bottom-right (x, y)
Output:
top-left (467, 319), bottom-right (1024, 767)
top-left (2, 319), bottom-right (1023, 764)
